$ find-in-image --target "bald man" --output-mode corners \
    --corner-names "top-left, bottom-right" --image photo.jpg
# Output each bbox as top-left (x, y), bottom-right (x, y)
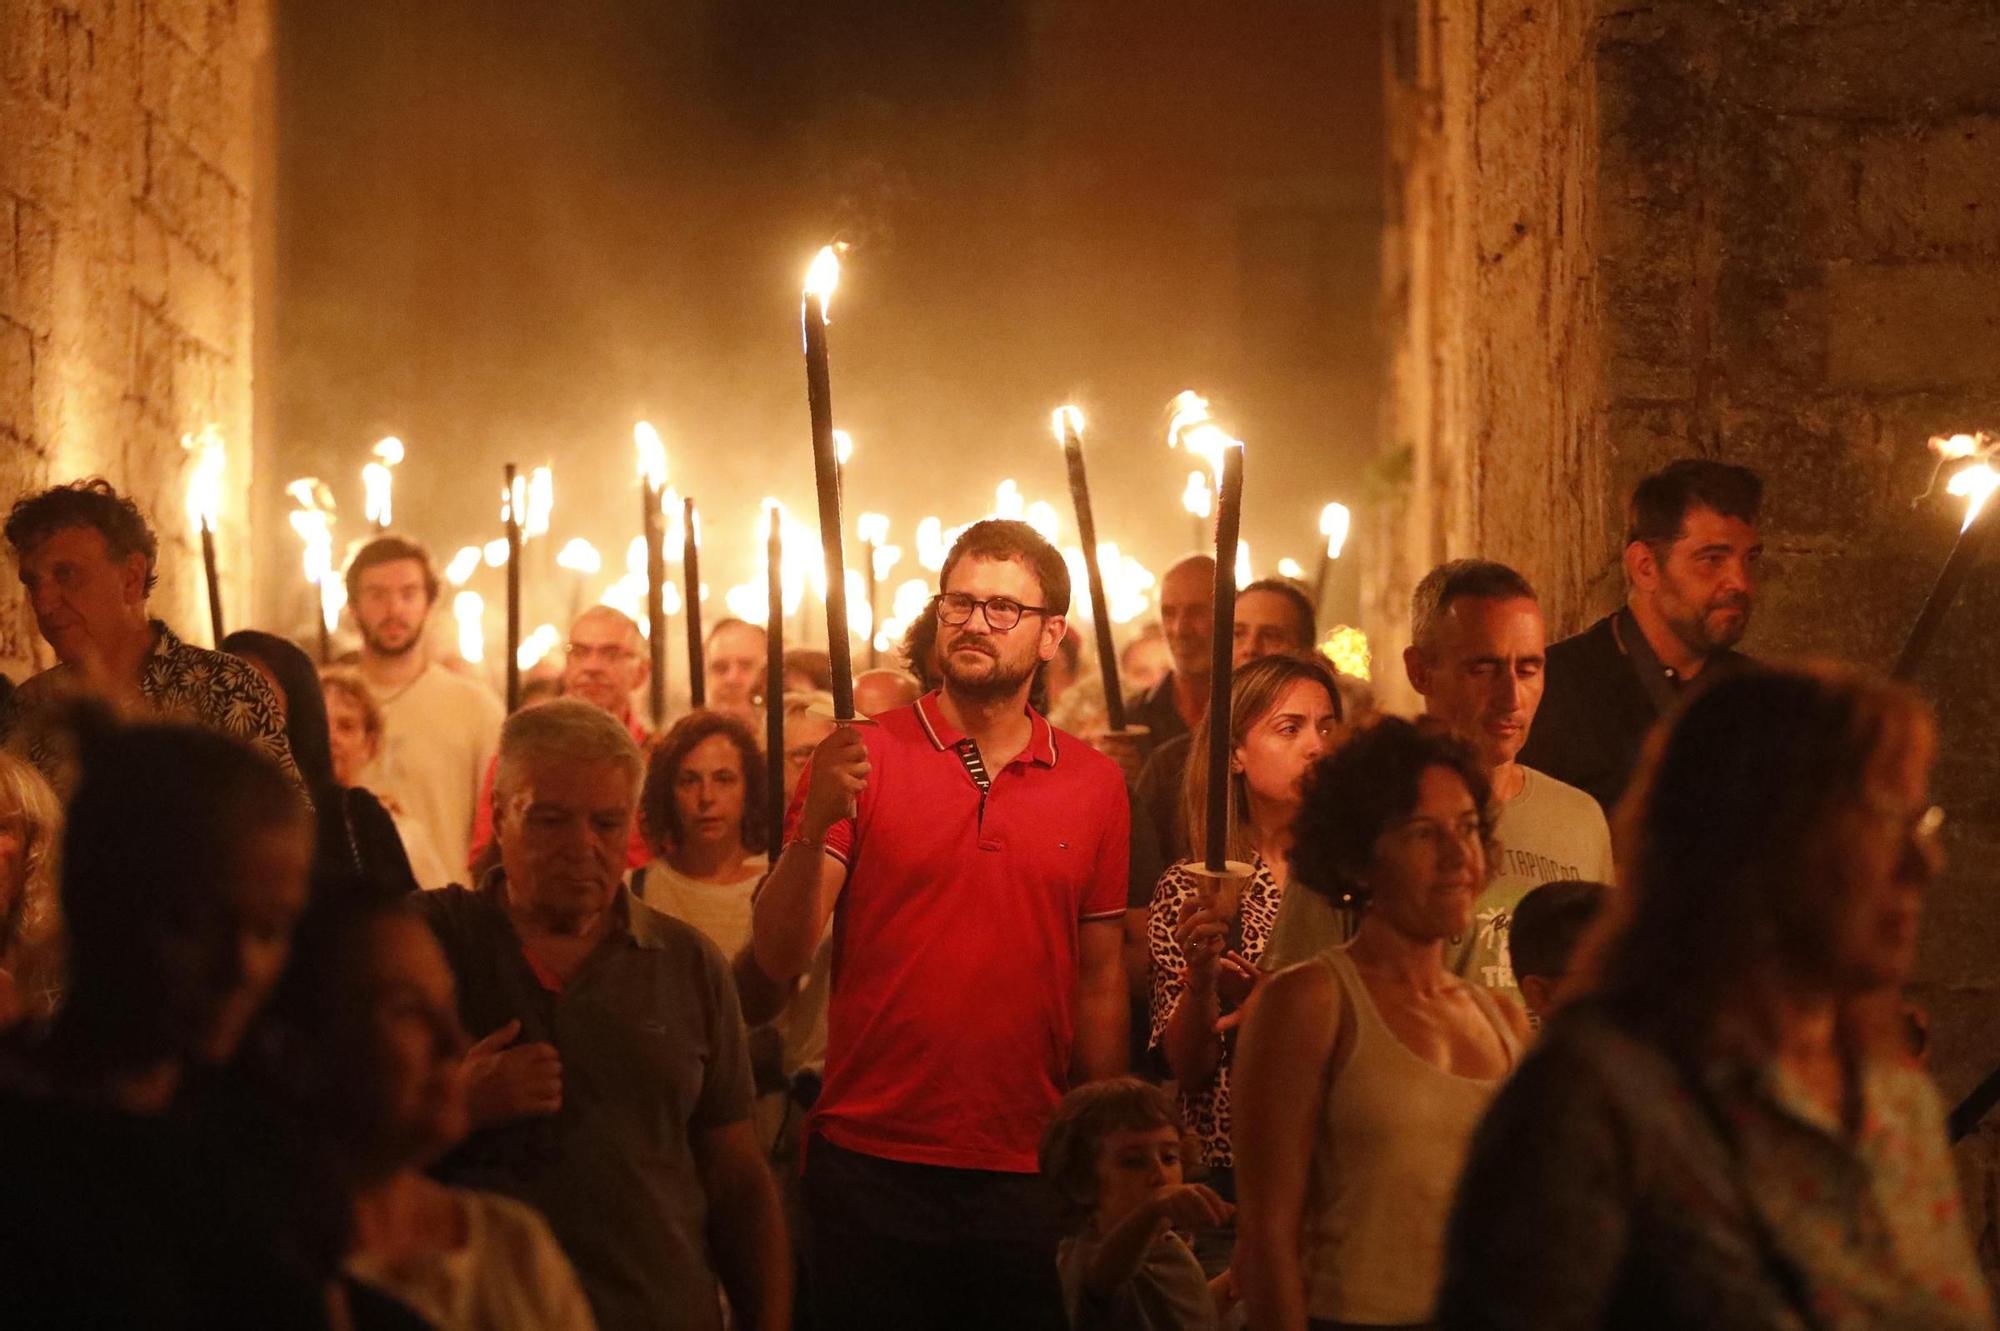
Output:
top-left (1124, 554), bottom-right (1214, 762)
top-left (852, 668), bottom-right (921, 719)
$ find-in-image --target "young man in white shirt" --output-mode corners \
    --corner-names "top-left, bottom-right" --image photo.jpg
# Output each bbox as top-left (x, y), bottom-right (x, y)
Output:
top-left (347, 536), bottom-right (504, 873)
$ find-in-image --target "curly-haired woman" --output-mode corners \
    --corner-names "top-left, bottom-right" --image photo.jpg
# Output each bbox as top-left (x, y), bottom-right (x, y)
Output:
top-left (1232, 717), bottom-right (1527, 1330)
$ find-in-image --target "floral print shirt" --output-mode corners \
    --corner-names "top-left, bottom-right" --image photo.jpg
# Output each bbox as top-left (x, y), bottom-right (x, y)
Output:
top-left (1147, 853), bottom-right (1286, 1169)
top-left (3, 620), bottom-right (305, 799)
top-left (1436, 1004), bottom-right (1995, 1331)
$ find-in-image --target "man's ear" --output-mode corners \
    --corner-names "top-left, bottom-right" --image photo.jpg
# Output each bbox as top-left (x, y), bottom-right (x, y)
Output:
top-left (120, 552), bottom-right (150, 605)
top-left (1041, 615), bottom-right (1067, 663)
top-left (1517, 974), bottom-right (1552, 1023)
top-left (1403, 644), bottom-right (1432, 697)
top-left (1622, 539), bottom-right (1656, 591)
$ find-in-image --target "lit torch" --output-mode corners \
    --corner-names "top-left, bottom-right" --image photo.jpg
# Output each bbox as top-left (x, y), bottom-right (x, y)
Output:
top-left (502, 466), bottom-right (522, 711)
top-left (286, 477), bottom-right (339, 662)
top-left (182, 424), bottom-right (227, 645)
top-left (1053, 406), bottom-right (1131, 734)
top-left (683, 497), bottom-right (705, 708)
top-left (801, 243), bottom-right (859, 720)
top-left (1166, 391), bottom-right (1248, 878)
top-left (1895, 431), bottom-right (2000, 680)
top-left (362, 436), bottom-right (403, 532)
top-left (858, 512), bottom-right (889, 669)
top-left (635, 420), bottom-right (670, 726)
top-left (1314, 501), bottom-right (1352, 618)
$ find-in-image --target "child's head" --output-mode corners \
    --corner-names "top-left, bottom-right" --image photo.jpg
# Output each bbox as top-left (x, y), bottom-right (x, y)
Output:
top-left (1510, 880), bottom-right (1610, 1021)
top-left (1040, 1077), bottom-right (1183, 1228)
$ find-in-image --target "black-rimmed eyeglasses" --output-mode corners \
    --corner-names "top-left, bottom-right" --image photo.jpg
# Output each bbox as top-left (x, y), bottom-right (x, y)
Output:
top-left (935, 592), bottom-right (1052, 633)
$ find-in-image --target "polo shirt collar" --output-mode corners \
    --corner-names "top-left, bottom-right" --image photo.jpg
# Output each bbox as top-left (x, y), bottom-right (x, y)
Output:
top-left (913, 689), bottom-right (1059, 767)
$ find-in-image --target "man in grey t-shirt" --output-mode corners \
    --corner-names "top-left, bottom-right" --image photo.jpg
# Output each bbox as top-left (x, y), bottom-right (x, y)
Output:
top-left (1264, 562), bottom-right (1613, 1002)
top-left (419, 700), bottom-right (789, 1331)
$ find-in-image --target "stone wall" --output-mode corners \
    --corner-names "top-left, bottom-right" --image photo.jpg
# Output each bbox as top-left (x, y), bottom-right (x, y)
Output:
top-left (1, 0), bottom-right (269, 674)
top-left (1381, 0), bottom-right (2000, 1270)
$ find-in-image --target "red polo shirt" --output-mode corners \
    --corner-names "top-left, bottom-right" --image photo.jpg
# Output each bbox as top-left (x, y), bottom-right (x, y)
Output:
top-left (783, 691), bottom-right (1128, 1173)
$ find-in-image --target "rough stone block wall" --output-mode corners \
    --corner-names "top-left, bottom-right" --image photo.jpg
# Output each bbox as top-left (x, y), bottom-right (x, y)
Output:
top-left (0, 0), bottom-right (267, 674)
top-left (1382, 0), bottom-right (2000, 1273)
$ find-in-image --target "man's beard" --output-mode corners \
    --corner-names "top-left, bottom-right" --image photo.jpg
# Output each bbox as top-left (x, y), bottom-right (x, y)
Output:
top-left (940, 639), bottom-right (1035, 702)
top-left (1667, 591), bottom-right (1751, 656)
top-left (361, 618), bottom-right (424, 658)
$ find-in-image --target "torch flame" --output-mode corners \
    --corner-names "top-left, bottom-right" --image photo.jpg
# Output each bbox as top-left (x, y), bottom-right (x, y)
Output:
top-left (454, 591), bottom-right (485, 664)
top-left (524, 467), bottom-right (554, 540)
top-left (518, 623), bottom-right (561, 672)
top-left (1947, 464), bottom-right (2000, 532)
top-left (857, 512), bottom-right (890, 547)
top-left (1166, 389), bottom-right (1241, 479)
top-left (284, 476), bottom-right (342, 630)
top-left (633, 421), bottom-right (668, 489)
top-left (1278, 557), bottom-right (1306, 580)
top-left (181, 424), bottom-right (226, 532)
top-left (372, 436), bottom-right (405, 466)
top-left (1025, 501), bottom-right (1061, 544)
top-left (362, 437), bottom-right (403, 528)
top-left (445, 546), bottom-right (482, 587)
top-left (1182, 470), bottom-right (1213, 521)
top-left (556, 538), bottom-right (601, 575)
top-left (804, 245), bottom-right (843, 319)
top-left (1927, 431), bottom-right (2000, 531)
top-left (1051, 405), bottom-right (1085, 444)
top-left (483, 538), bottom-right (509, 568)
top-left (1320, 502), bottom-right (1353, 560)
top-left (833, 429), bottom-right (855, 466)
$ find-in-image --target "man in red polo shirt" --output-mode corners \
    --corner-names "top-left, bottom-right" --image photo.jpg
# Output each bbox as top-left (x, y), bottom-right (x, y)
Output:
top-left (754, 519), bottom-right (1129, 1331)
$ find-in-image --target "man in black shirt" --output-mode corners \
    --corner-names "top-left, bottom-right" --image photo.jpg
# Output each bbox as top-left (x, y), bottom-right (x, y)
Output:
top-left (1520, 459), bottom-right (1762, 814)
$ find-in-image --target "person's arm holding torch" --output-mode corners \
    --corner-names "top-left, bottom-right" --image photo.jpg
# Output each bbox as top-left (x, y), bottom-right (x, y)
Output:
top-left (751, 724), bottom-right (869, 983)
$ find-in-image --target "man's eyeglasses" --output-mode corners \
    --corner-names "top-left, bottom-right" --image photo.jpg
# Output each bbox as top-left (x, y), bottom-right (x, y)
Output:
top-left (935, 592), bottom-right (1053, 633)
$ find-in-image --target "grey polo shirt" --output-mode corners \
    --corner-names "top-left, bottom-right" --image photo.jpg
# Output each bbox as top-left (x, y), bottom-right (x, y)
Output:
top-left (418, 876), bottom-right (755, 1331)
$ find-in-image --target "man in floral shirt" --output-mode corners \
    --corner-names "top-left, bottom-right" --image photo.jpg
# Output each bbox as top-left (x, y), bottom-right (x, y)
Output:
top-left (2, 479), bottom-right (303, 798)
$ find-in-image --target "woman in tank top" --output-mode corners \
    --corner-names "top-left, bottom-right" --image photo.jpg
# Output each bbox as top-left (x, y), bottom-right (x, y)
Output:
top-left (1232, 717), bottom-right (1528, 1331)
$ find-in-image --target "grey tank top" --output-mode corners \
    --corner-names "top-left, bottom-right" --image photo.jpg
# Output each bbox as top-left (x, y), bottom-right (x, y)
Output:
top-left (1301, 946), bottom-right (1521, 1324)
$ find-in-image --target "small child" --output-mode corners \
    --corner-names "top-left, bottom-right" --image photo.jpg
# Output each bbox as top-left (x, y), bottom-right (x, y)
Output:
top-left (1508, 879), bottom-right (1611, 1023)
top-left (1039, 1078), bottom-right (1236, 1331)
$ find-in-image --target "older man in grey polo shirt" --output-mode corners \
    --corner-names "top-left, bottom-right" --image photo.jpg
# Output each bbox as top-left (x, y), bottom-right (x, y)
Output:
top-left (418, 699), bottom-right (789, 1331)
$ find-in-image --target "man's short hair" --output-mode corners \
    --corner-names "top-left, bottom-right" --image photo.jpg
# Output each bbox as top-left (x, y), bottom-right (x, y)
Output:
top-left (1409, 560), bottom-right (1537, 657)
top-left (494, 697), bottom-right (644, 813)
top-left (1509, 880), bottom-right (1611, 982)
top-left (705, 617), bottom-right (765, 647)
top-left (1240, 577), bottom-right (1317, 648)
top-left (570, 604), bottom-right (642, 645)
top-left (940, 519), bottom-right (1071, 617)
top-left (1627, 459), bottom-right (1763, 547)
top-left (344, 535), bottom-right (440, 608)
top-left (5, 479), bottom-right (160, 595)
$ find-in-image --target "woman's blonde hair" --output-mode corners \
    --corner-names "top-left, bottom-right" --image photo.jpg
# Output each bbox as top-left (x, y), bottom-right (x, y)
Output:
top-left (0, 750), bottom-right (65, 1020)
top-left (1181, 654), bottom-right (1344, 866)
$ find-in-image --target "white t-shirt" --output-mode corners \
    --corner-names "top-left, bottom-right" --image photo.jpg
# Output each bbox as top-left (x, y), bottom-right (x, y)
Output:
top-left (635, 855), bottom-right (769, 961)
top-left (1452, 766), bottom-right (1615, 997)
top-left (346, 1189), bottom-right (597, 1331)
top-left (361, 664), bottom-right (504, 876)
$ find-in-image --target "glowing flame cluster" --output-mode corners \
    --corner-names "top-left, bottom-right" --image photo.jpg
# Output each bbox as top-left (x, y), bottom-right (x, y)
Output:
top-left (285, 477), bottom-right (345, 631)
top-left (1319, 625), bottom-right (1372, 681)
top-left (1181, 470), bottom-right (1213, 521)
top-left (1931, 432), bottom-right (2000, 532)
top-left (362, 436), bottom-right (403, 528)
top-left (1051, 405), bottom-right (1085, 444)
top-left (1059, 542), bottom-right (1158, 626)
top-left (182, 424), bottom-right (226, 533)
top-left (725, 501), bottom-right (826, 625)
top-left (1166, 390), bottom-right (1241, 480)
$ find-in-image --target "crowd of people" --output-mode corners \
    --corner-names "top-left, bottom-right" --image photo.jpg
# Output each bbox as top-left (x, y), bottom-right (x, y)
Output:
top-left (0, 459), bottom-right (1989, 1331)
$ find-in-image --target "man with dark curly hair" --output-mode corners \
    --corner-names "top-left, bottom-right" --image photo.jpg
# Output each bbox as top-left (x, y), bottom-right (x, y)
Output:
top-left (1, 479), bottom-right (302, 797)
